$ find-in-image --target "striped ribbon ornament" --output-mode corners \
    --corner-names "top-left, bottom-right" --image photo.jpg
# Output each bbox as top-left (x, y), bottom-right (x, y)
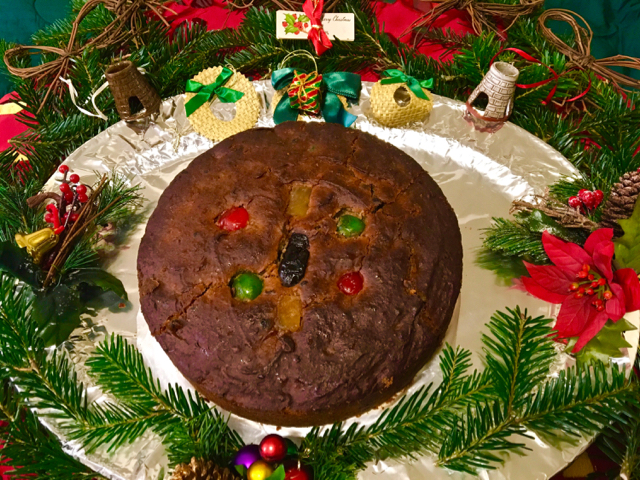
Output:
top-left (287, 70), bottom-right (323, 114)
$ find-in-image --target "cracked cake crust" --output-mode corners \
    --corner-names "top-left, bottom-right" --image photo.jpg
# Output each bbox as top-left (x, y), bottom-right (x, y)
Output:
top-left (137, 122), bottom-right (463, 427)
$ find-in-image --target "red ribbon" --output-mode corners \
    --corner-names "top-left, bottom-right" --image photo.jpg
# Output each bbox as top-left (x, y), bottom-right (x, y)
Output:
top-left (303, 0), bottom-right (332, 56)
top-left (490, 47), bottom-right (591, 105)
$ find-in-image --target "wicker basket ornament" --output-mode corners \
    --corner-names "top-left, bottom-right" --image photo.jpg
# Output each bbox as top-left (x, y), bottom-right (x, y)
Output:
top-left (185, 66), bottom-right (260, 142)
top-left (370, 70), bottom-right (433, 128)
top-left (105, 61), bottom-right (161, 121)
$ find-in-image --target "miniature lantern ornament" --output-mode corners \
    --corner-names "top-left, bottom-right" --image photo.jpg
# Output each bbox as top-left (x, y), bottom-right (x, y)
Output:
top-left (464, 61), bottom-right (519, 133)
top-left (105, 61), bottom-right (161, 121)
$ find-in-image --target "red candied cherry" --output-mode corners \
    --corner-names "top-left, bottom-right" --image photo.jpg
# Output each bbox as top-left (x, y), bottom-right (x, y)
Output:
top-left (568, 196), bottom-right (581, 209)
top-left (76, 184), bottom-right (87, 195)
top-left (63, 191), bottom-right (74, 203)
top-left (58, 165), bottom-right (69, 174)
top-left (59, 183), bottom-right (71, 193)
top-left (77, 193), bottom-right (89, 203)
top-left (69, 173), bottom-right (80, 183)
top-left (338, 271), bottom-right (364, 295)
top-left (218, 206), bottom-right (249, 231)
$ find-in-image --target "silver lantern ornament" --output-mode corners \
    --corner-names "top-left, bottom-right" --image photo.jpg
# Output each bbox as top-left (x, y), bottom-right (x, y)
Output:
top-left (464, 62), bottom-right (519, 133)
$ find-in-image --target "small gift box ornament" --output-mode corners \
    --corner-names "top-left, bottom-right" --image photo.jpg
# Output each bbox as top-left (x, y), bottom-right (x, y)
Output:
top-left (271, 50), bottom-right (361, 127)
top-left (184, 66), bottom-right (260, 142)
top-left (370, 69), bottom-right (434, 128)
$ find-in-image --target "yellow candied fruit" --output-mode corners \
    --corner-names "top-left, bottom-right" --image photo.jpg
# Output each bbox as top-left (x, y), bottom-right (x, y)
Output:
top-left (287, 185), bottom-right (312, 217)
top-left (277, 294), bottom-right (303, 333)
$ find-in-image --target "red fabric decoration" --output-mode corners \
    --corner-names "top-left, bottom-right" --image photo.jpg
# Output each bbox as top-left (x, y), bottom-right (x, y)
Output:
top-left (303, 0), bottom-right (332, 56)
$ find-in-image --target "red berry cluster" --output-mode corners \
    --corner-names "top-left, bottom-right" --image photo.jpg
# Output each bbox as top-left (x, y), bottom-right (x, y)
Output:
top-left (568, 264), bottom-right (612, 312)
top-left (568, 189), bottom-right (603, 213)
top-left (45, 165), bottom-right (90, 234)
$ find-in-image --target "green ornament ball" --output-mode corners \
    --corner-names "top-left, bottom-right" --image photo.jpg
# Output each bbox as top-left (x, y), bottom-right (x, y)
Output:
top-left (232, 272), bottom-right (263, 301)
top-left (337, 214), bottom-right (365, 238)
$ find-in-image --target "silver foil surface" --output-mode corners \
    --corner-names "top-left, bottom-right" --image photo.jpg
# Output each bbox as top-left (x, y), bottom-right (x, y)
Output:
top-left (39, 81), bottom-right (639, 480)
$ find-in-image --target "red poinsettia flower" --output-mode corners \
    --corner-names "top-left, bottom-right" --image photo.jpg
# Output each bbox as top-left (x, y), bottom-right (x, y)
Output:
top-left (521, 228), bottom-right (640, 352)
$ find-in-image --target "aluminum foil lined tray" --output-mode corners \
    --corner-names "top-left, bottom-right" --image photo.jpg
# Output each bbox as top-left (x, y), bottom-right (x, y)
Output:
top-left (42, 81), bottom-right (639, 480)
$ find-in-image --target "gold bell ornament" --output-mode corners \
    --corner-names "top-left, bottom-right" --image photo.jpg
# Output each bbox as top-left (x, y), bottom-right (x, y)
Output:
top-left (370, 69), bottom-right (434, 128)
top-left (15, 228), bottom-right (59, 264)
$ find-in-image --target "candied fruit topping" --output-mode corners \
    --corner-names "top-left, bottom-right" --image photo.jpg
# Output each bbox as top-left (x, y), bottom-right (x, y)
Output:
top-left (337, 271), bottom-right (364, 295)
top-left (218, 206), bottom-right (249, 231)
top-left (277, 294), bottom-right (302, 333)
top-left (337, 214), bottom-right (365, 238)
top-left (287, 185), bottom-right (312, 217)
top-left (279, 233), bottom-right (310, 287)
top-left (231, 272), bottom-right (263, 301)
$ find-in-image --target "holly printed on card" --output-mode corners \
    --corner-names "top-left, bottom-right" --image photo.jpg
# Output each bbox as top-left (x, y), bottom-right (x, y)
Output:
top-left (283, 13), bottom-right (310, 35)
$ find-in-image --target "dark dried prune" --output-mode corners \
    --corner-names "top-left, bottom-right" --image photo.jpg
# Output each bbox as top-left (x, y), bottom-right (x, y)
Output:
top-left (279, 233), bottom-right (310, 287)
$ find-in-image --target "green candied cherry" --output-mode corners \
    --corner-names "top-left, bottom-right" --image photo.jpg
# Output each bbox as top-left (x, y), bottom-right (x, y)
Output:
top-left (231, 272), bottom-right (263, 301)
top-left (337, 214), bottom-right (365, 238)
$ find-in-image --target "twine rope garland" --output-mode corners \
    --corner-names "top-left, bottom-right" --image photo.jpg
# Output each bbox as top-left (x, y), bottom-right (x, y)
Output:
top-left (3, 0), bottom-right (172, 114)
top-left (538, 9), bottom-right (640, 90)
top-left (402, 0), bottom-right (544, 38)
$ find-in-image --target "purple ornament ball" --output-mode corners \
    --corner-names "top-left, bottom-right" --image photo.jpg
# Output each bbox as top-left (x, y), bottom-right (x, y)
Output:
top-left (234, 444), bottom-right (262, 469)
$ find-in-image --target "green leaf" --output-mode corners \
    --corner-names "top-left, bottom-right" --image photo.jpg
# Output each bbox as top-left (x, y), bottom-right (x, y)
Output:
top-left (615, 200), bottom-right (640, 271)
top-left (235, 465), bottom-right (246, 477)
top-left (522, 210), bottom-right (586, 245)
top-left (567, 318), bottom-right (636, 365)
top-left (285, 14), bottom-right (296, 25)
top-left (266, 465), bottom-right (286, 480)
top-left (285, 26), bottom-right (299, 34)
top-left (65, 268), bottom-right (127, 301)
top-left (0, 241), bottom-right (42, 288)
top-left (299, 15), bottom-right (310, 22)
top-left (31, 284), bottom-right (84, 346)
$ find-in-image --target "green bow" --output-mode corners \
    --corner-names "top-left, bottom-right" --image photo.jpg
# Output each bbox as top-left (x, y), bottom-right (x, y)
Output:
top-left (380, 69), bottom-right (433, 101)
top-left (272, 68), bottom-right (361, 127)
top-left (184, 67), bottom-right (245, 117)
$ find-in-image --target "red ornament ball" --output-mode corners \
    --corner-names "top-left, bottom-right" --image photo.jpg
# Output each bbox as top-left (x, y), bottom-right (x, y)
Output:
top-left (285, 463), bottom-right (313, 480)
top-left (69, 173), bottom-right (80, 184)
top-left (58, 165), bottom-right (69, 174)
top-left (59, 183), bottom-right (71, 194)
top-left (77, 193), bottom-right (89, 203)
top-left (218, 206), bottom-right (249, 231)
top-left (63, 191), bottom-right (74, 203)
top-left (76, 184), bottom-right (87, 195)
top-left (259, 434), bottom-right (287, 463)
top-left (337, 271), bottom-right (364, 295)
top-left (568, 196), bottom-right (581, 209)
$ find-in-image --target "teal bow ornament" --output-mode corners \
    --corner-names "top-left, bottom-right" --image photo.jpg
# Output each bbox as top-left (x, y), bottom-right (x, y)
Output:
top-left (184, 67), bottom-right (245, 117)
top-left (271, 68), bottom-right (362, 127)
top-left (380, 69), bottom-right (433, 101)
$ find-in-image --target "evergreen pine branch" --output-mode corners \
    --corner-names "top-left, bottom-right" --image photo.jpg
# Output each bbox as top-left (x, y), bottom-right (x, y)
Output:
top-left (481, 217), bottom-right (548, 264)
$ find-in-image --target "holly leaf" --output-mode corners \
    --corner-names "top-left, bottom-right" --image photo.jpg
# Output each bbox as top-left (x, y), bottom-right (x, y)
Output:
top-left (64, 268), bottom-right (127, 301)
top-left (522, 210), bottom-right (587, 245)
top-left (0, 241), bottom-right (43, 288)
top-left (285, 13), bottom-right (296, 25)
top-left (234, 465), bottom-right (246, 477)
top-left (614, 200), bottom-right (640, 271)
top-left (31, 284), bottom-right (84, 347)
top-left (567, 318), bottom-right (636, 366)
top-left (285, 26), bottom-right (299, 34)
top-left (266, 465), bottom-right (285, 480)
top-left (299, 15), bottom-right (309, 22)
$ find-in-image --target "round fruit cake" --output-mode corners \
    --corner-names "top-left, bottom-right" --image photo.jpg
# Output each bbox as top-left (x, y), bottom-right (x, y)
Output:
top-left (138, 121), bottom-right (463, 427)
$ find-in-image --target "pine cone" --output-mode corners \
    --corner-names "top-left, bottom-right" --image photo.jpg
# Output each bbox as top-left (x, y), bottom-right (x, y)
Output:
top-left (599, 169), bottom-right (640, 236)
top-left (170, 458), bottom-right (239, 480)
